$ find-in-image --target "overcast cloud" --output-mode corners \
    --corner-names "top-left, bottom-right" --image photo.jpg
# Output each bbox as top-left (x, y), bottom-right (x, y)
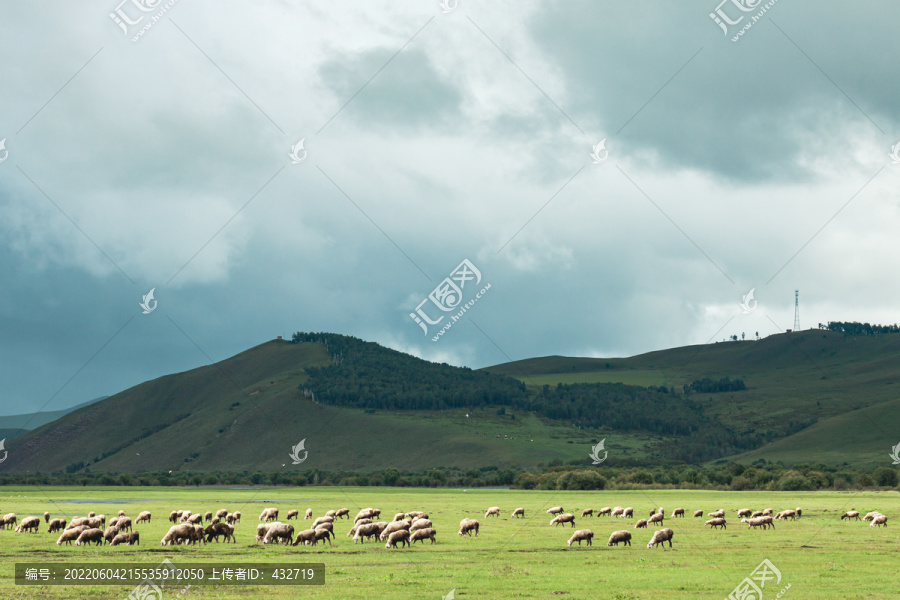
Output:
top-left (1, 0), bottom-right (898, 416)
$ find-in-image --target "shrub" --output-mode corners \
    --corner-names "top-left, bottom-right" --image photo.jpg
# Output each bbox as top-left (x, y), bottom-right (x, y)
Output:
top-left (730, 476), bottom-right (754, 491)
top-left (777, 472), bottom-right (812, 491)
top-left (873, 467), bottom-right (899, 487)
top-left (514, 472), bottom-right (539, 490)
top-left (556, 470), bottom-right (607, 491)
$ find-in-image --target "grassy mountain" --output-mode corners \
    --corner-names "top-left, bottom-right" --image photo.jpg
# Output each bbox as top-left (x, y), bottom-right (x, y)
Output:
top-left (4, 330), bottom-right (898, 473)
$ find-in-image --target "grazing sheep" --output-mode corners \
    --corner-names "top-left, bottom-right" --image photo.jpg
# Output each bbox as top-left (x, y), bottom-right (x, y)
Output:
top-left (750, 511), bottom-right (764, 519)
top-left (136, 511), bottom-right (151, 525)
top-left (607, 530), bottom-right (632, 546)
top-left (85, 516), bottom-right (106, 530)
top-left (263, 522), bottom-right (295, 546)
top-left (204, 511), bottom-right (212, 523)
top-left (256, 523), bottom-right (272, 543)
top-left (0, 513), bottom-right (17, 529)
top-left (737, 509), bottom-right (752, 518)
top-left (117, 517), bottom-right (133, 533)
top-left (741, 517), bottom-right (774, 530)
top-left (66, 518), bottom-right (87, 530)
top-left (325, 510), bottom-right (337, 518)
top-left (210, 516), bottom-right (221, 525)
top-left (348, 518), bottom-right (372, 536)
top-left (57, 525), bottom-right (87, 546)
top-left (179, 510), bottom-right (192, 522)
top-left (169, 511), bottom-right (178, 524)
top-left (312, 516), bottom-right (334, 529)
top-left (705, 518), bottom-right (727, 530)
top-left (312, 527), bottom-right (332, 546)
top-left (75, 528), bottom-right (104, 546)
top-left (410, 527), bottom-right (437, 544)
top-left (485, 507), bottom-right (501, 518)
top-left (762, 508), bottom-right (774, 516)
top-left (108, 518), bottom-right (119, 529)
top-left (634, 519), bottom-right (649, 529)
top-left (672, 508), bottom-right (685, 518)
top-left (205, 523), bottom-right (236, 543)
top-left (109, 533), bottom-right (130, 546)
top-left (512, 508), bottom-right (525, 518)
top-left (380, 520), bottom-right (412, 541)
top-left (863, 511), bottom-right (883, 522)
top-left (693, 510), bottom-right (703, 518)
top-left (568, 529), bottom-right (593, 546)
top-left (128, 531), bottom-right (140, 545)
top-left (546, 506), bottom-right (564, 515)
top-left (88, 511), bottom-right (96, 518)
top-left (103, 525), bottom-right (120, 544)
top-left (393, 512), bottom-right (406, 522)
top-left (406, 511), bottom-right (428, 521)
top-left (117, 510), bottom-right (126, 518)
top-left (647, 528), bottom-right (674, 549)
top-left (796, 507), bottom-right (802, 518)
top-left (708, 509), bottom-right (725, 518)
top-left (871, 515), bottom-right (888, 527)
top-left (292, 529), bottom-right (317, 546)
top-left (16, 516), bottom-right (40, 533)
top-left (648, 512), bottom-right (664, 526)
top-left (315, 522), bottom-right (334, 538)
top-left (550, 513), bottom-right (576, 528)
top-left (841, 511), bottom-right (861, 521)
top-left (410, 518), bottom-right (433, 532)
top-left (161, 524), bottom-right (194, 546)
top-left (458, 518), bottom-right (480, 537)
top-left (611, 507), bottom-right (624, 518)
top-left (353, 523), bottom-right (382, 544)
top-left (385, 529), bottom-right (410, 549)
top-left (775, 510), bottom-right (796, 521)
top-left (187, 514), bottom-right (202, 525)
top-left (581, 509), bottom-right (593, 517)
top-left (335, 508), bottom-right (350, 519)
top-left (225, 513), bottom-right (236, 525)
top-left (598, 507), bottom-right (612, 517)
top-left (304, 508), bottom-right (313, 520)
top-left (287, 509), bottom-right (299, 520)
top-left (48, 518), bottom-right (67, 533)
top-left (259, 508), bottom-right (279, 522)
top-left (623, 507), bottom-right (634, 518)
top-left (43, 512), bottom-right (50, 523)
top-left (216, 509), bottom-right (228, 519)
top-left (233, 511), bottom-right (241, 524)
top-left (355, 508), bottom-right (380, 522)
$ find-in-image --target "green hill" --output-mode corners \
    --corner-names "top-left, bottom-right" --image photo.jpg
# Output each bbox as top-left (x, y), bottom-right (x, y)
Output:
top-left (4, 330), bottom-right (898, 473)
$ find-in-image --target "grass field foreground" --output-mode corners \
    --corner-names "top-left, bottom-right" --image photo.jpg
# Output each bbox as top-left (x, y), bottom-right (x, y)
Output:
top-left (1, 486), bottom-right (897, 599)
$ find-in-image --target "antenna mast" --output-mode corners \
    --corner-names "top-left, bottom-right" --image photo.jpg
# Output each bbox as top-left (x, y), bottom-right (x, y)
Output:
top-left (793, 290), bottom-right (800, 331)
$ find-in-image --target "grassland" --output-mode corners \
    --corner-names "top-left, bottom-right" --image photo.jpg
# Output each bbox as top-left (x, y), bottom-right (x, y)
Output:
top-left (1, 485), bottom-right (897, 599)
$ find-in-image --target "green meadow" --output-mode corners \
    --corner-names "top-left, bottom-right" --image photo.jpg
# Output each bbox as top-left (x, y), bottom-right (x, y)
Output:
top-left (0, 486), bottom-right (896, 599)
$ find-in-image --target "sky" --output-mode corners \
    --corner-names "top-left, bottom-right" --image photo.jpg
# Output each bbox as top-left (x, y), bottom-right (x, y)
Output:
top-left (1, 0), bottom-right (898, 416)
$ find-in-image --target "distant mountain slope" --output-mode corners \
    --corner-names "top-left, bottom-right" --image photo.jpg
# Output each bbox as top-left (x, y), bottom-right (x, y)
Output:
top-left (0, 396), bottom-right (107, 440)
top-left (4, 330), bottom-right (898, 472)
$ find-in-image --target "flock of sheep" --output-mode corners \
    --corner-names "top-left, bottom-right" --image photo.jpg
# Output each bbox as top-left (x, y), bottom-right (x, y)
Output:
top-left (0, 501), bottom-right (887, 551)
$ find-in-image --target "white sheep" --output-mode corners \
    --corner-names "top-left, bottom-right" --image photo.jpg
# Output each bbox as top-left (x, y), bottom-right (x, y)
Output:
top-left (512, 507), bottom-right (525, 518)
top-left (646, 527), bottom-right (674, 549)
top-left (648, 512), bottom-right (664, 525)
top-left (871, 515), bottom-right (888, 528)
top-left (672, 508), bottom-right (685, 518)
top-left (705, 518), bottom-right (727, 529)
top-left (485, 507), bottom-right (501, 518)
top-left (546, 506), bottom-right (564, 515)
top-left (262, 522), bottom-right (295, 545)
top-left (136, 511), bottom-right (152, 524)
top-left (286, 509), bottom-right (299, 520)
top-left (737, 509), bottom-right (752, 518)
top-left (409, 527), bottom-right (437, 544)
top-left (607, 530), bottom-right (631, 546)
top-left (692, 510), bottom-right (703, 518)
top-left (581, 508), bottom-right (593, 517)
top-left (634, 519), bottom-right (648, 529)
top-left (458, 518), bottom-right (479, 537)
top-left (550, 513), bottom-right (576, 527)
top-left (305, 508), bottom-right (313, 520)
top-left (567, 529), bottom-right (593, 546)
top-left (598, 507), bottom-right (612, 516)
top-left (840, 511), bottom-right (861, 521)
top-left (385, 529), bottom-right (410, 549)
